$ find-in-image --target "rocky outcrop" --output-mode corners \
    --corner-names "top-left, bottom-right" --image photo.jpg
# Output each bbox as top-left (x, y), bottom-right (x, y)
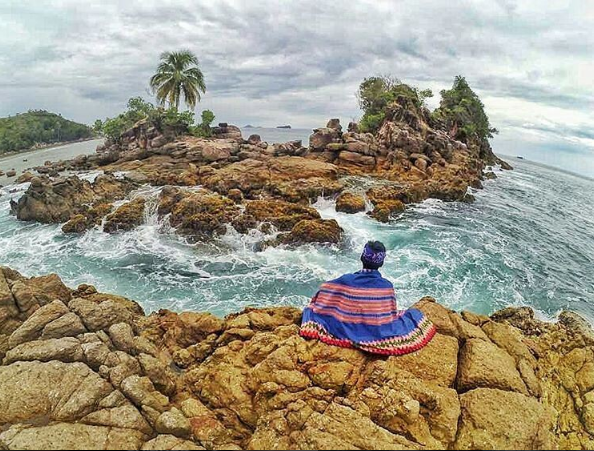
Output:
top-left (11, 174), bottom-right (135, 224)
top-left (335, 192), bottom-right (366, 214)
top-left (104, 198), bottom-right (147, 234)
top-left (0, 267), bottom-right (592, 450)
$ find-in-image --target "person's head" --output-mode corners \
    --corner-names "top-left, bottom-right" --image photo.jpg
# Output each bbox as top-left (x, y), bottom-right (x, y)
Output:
top-left (361, 240), bottom-right (386, 270)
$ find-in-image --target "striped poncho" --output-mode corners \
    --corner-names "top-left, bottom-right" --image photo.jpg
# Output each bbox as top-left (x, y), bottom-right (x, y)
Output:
top-left (300, 269), bottom-right (436, 355)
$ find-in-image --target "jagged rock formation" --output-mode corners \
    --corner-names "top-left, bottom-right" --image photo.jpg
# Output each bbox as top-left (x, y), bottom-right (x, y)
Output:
top-left (14, 107), bottom-right (511, 244)
top-left (0, 267), bottom-right (592, 450)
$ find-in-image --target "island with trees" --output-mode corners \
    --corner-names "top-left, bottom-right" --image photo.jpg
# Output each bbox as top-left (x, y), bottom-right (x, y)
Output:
top-left (0, 110), bottom-right (92, 155)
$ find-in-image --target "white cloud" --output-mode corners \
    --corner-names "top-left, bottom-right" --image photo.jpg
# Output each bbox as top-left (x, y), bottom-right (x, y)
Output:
top-left (0, 0), bottom-right (592, 160)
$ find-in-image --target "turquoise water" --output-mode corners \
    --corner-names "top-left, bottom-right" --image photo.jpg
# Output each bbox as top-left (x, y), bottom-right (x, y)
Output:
top-left (0, 139), bottom-right (593, 322)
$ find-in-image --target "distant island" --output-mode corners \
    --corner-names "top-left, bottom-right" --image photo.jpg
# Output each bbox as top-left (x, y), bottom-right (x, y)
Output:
top-left (276, 125), bottom-right (292, 129)
top-left (0, 110), bottom-right (93, 154)
top-left (243, 125), bottom-right (261, 129)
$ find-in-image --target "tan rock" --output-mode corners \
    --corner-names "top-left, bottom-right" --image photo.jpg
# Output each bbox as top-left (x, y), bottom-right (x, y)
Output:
top-left (455, 388), bottom-right (556, 450)
top-left (449, 313), bottom-right (489, 341)
top-left (482, 321), bottom-right (536, 365)
top-left (0, 361), bottom-right (113, 423)
top-left (0, 423), bottom-right (146, 450)
top-left (4, 337), bottom-right (84, 364)
top-left (109, 322), bottom-right (136, 353)
top-left (412, 297), bottom-right (458, 337)
top-left (8, 299), bottom-right (69, 348)
top-left (120, 375), bottom-right (170, 413)
top-left (83, 404), bottom-right (153, 435)
top-left (138, 353), bottom-right (176, 395)
top-left (70, 297), bottom-right (138, 331)
top-left (156, 407), bottom-right (192, 438)
top-left (335, 192), bottom-right (366, 214)
top-left (291, 402), bottom-right (422, 450)
top-left (142, 435), bottom-right (204, 450)
top-left (457, 338), bottom-right (528, 395)
top-left (392, 333), bottom-right (459, 387)
top-left (41, 311), bottom-right (87, 339)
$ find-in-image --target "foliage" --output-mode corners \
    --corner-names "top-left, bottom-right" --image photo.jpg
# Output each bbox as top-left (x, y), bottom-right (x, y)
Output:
top-left (100, 97), bottom-right (200, 142)
top-left (356, 75), bottom-right (433, 133)
top-left (432, 75), bottom-right (498, 141)
top-left (149, 50), bottom-right (206, 110)
top-left (190, 109), bottom-right (216, 138)
top-left (92, 119), bottom-right (104, 134)
top-left (0, 110), bottom-right (92, 154)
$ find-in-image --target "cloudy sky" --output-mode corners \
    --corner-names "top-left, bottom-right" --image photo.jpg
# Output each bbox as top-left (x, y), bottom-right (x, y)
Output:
top-left (1, 0), bottom-right (593, 173)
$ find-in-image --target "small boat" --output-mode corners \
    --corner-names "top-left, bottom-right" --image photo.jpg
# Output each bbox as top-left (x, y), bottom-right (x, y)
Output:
top-left (516, 156), bottom-right (524, 160)
top-left (22, 159), bottom-right (28, 162)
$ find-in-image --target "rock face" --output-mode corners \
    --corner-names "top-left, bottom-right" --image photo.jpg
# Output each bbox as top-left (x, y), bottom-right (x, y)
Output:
top-left (0, 267), bottom-right (592, 450)
top-left (335, 192), bottom-right (366, 214)
top-left (12, 175), bottom-right (135, 224)
top-left (104, 198), bottom-right (146, 234)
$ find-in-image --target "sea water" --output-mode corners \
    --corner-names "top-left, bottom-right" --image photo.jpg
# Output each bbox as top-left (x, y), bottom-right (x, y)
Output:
top-left (0, 130), bottom-right (592, 321)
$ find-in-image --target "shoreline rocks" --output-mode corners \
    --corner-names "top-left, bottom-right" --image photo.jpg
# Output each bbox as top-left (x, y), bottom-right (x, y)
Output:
top-left (0, 266), bottom-right (592, 450)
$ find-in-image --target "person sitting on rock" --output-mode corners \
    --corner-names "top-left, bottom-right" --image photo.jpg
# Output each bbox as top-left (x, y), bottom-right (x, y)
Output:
top-left (300, 240), bottom-right (436, 355)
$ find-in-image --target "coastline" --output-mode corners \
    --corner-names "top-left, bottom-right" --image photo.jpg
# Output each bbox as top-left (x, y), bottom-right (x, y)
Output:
top-left (0, 266), bottom-right (592, 450)
top-left (0, 136), bottom-right (99, 161)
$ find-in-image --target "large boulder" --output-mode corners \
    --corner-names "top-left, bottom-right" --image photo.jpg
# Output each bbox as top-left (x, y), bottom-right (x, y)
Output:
top-left (211, 123), bottom-right (242, 141)
top-left (12, 175), bottom-right (134, 224)
top-left (309, 127), bottom-right (341, 151)
top-left (232, 199), bottom-right (320, 233)
top-left (279, 219), bottom-right (343, 245)
top-left (455, 388), bottom-right (556, 450)
top-left (158, 188), bottom-right (239, 240)
top-left (103, 198), bottom-right (146, 234)
top-left (457, 338), bottom-right (528, 395)
top-left (335, 192), bottom-right (366, 214)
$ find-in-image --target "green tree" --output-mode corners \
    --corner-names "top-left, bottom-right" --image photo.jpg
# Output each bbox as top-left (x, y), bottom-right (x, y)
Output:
top-left (0, 110), bottom-right (92, 154)
top-left (356, 75), bottom-right (433, 133)
top-left (93, 119), bottom-right (103, 134)
top-left (433, 76), bottom-right (497, 141)
top-left (149, 50), bottom-right (206, 110)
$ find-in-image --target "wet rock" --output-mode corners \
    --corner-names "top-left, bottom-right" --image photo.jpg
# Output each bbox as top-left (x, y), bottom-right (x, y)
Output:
top-left (158, 188), bottom-right (239, 240)
top-left (104, 197), bottom-right (146, 233)
top-left (13, 174), bottom-right (134, 224)
top-left (232, 199), bottom-right (320, 233)
top-left (6, 170), bottom-right (16, 178)
top-left (278, 219), bottom-right (343, 245)
top-left (335, 192), bottom-right (366, 214)
top-left (368, 199), bottom-right (405, 222)
top-left (62, 214), bottom-right (91, 233)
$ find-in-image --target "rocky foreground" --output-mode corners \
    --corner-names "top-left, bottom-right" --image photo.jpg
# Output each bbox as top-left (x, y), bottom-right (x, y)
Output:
top-left (0, 267), bottom-right (593, 450)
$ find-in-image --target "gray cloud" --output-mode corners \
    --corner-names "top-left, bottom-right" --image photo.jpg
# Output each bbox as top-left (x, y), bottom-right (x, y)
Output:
top-left (0, 0), bottom-right (592, 160)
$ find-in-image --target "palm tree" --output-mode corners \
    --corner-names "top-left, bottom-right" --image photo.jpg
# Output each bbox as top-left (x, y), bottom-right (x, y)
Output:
top-left (149, 50), bottom-right (206, 110)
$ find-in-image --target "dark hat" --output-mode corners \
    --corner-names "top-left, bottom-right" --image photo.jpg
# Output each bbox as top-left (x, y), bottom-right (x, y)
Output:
top-left (361, 241), bottom-right (386, 269)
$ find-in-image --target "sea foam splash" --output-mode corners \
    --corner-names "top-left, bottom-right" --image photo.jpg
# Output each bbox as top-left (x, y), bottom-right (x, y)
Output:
top-left (1, 160), bottom-right (593, 321)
